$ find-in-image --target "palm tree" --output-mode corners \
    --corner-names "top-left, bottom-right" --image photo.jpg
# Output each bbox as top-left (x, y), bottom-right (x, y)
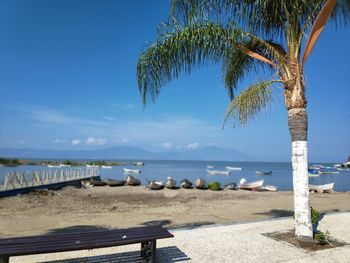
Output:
top-left (137, 0), bottom-right (349, 239)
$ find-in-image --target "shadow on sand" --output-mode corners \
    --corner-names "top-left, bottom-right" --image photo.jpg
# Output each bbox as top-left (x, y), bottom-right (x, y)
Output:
top-left (41, 246), bottom-right (191, 263)
top-left (254, 209), bottom-right (294, 218)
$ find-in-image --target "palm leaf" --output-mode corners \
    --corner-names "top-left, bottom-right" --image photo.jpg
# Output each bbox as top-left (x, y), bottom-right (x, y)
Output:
top-left (224, 80), bottom-right (281, 126)
top-left (302, 0), bottom-right (337, 67)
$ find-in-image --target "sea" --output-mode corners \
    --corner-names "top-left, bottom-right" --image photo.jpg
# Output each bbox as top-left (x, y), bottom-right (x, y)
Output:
top-left (0, 160), bottom-right (349, 192)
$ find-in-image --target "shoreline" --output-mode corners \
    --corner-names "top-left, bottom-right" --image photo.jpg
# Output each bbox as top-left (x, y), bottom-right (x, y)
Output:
top-left (1, 186), bottom-right (349, 237)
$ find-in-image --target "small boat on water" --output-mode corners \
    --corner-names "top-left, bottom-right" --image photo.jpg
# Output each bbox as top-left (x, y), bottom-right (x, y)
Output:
top-left (208, 181), bottom-right (221, 191)
top-left (225, 182), bottom-right (237, 190)
top-left (133, 162), bottom-right (144, 166)
top-left (337, 167), bottom-right (350, 171)
top-left (86, 164), bottom-right (99, 168)
top-left (256, 171), bottom-right (272, 175)
top-left (48, 164), bottom-right (61, 168)
top-left (207, 169), bottom-right (231, 175)
top-left (126, 175), bottom-right (141, 186)
top-left (226, 166), bottom-right (242, 171)
top-left (105, 179), bottom-right (125, 187)
top-left (333, 164), bottom-right (342, 168)
top-left (195, 178), bottom-right (207, 189)
top-left (206, 165), bottom-right (214, 169)
top-left (309, 182), bottom-right (335, 193)
top-left (319, 170), bottom-right (339, 175)
top-left (239, 178), bottom-right (264, 190)
top-left (260, 185), bottom-right (278, 192)
top-left (148, 181), bottom-right (164, 190)
top-left (90, 178), bottom-right (107, 186)
top-left (59, 164), bottom-right (71, 167)
top-left (165, 177), bottom-right (177, 189)
top-left (101, 165), bottom-right (112, 169)
top-left (123, 168), bottom-right (141, 174)
top-left (180, 179), bottom-right (193, 189)
top-left (308, 173), bottom-right (319, 177)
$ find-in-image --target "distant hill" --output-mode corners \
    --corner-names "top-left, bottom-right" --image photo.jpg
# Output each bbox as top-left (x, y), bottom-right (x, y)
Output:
top-left (0, 146), bottom-right (254, 161)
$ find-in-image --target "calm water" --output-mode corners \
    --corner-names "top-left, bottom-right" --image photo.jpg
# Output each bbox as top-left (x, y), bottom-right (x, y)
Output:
top-left (1, 160), bottom-right (349, 191)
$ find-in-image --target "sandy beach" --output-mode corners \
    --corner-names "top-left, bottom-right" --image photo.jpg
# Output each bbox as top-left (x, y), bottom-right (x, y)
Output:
top-left (0, 186), bottom-right (349, 237)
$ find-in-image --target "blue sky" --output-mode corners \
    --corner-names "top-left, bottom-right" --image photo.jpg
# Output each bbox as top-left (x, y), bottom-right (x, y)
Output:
top-left (0, 0), bottom-right (349, 162)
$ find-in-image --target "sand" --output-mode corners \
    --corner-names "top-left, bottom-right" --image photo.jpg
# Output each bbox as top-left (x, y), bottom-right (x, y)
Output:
top-left (0, 186), bottom-right (349, 237)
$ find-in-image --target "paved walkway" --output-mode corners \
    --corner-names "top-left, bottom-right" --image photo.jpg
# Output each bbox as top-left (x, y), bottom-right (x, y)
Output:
top-left (11, 212), bottom-right (350, 263)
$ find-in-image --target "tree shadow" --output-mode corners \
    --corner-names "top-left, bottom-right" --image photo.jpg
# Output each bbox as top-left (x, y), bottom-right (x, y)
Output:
top-left (41, 246), bottom-right (191, 263)
top-left (45, 225), bottom-right (111, 235)
top-left (170, 221), bottom-right (215, 230)
top-left (142, 219), bottom-right (173, 227)
top-left (254, 209), bottom-right (294, 218)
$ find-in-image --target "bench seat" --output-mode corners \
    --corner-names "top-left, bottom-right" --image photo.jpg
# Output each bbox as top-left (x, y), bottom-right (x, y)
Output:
top-left (0, 226), bottom-right (173, 263)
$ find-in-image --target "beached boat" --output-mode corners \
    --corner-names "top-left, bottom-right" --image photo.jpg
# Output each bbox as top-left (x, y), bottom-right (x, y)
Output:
top-left (208, 181), bottom-right (220, 191)
top-left (319, 170), bottom-right (339, 175)
top-left (105, 179), bottom-right (125, 187)
top-left (261, 185), bottom-right (278, 192)
top-left (90, 178), bottom-right (107, 186)
top-left (180, 179), bottom-right (193, 189)
top-left (226, 166), bottom-right (242, 171)
top-left (225, 182), bottom-right (237, 190)
top-left (206, 169), bottom-right (231, 175)
top-left (256, 171), bottom-right (272, 175)
top-left (101, 165), bottom-right (112, 169)
top-left (126, 175), bottom-right (141, 186)
top-left (239, 178), bottom-right (264, 190)
top-left (195, 178), bottom-right (207, 189)
top-left (165, 177), bottom-right (177, 189)
top-left (148, 181), bottom-right (164, 190)
top-left (309, 182), bottom-right (335, 192)
top-left (123, 168), bottom-right (141, 174)
top-left (206, 165), bottom-right (214, 169)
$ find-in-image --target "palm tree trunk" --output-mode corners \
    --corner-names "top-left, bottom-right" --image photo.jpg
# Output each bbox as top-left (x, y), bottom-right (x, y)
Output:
top-left (288, 106), bottom-right (313, 239)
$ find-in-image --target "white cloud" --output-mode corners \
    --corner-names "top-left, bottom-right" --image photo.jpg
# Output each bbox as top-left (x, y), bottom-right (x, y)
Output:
top-left (85, 137), bottom-right (107, 145)
top-left (71, 139), bottom-right (81, 145)
top-left (103, 116), bottom-right (115, 121)
top-left (187, 142), bottom-right (200, 149)
top-left (160, 142), bottom-right (173, 149)
top-left (53, 138), bottom-right (67, 144)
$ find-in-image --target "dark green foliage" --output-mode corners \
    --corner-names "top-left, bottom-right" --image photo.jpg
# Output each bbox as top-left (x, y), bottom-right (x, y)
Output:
top-left (311, 207), bottom-right (322, 226)
top-left (0, 158), bottom-right (20, 166)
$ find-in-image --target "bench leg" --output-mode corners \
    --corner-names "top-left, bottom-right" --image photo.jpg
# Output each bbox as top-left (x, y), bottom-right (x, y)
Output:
top-left (0, 257), bottom-right (9, 263)
top-left (140, 240), bottom-right (157, 262)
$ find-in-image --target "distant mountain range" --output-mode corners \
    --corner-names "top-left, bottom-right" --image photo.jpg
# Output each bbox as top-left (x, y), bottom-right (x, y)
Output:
top-left (0, 146), bottom-right (254, 161)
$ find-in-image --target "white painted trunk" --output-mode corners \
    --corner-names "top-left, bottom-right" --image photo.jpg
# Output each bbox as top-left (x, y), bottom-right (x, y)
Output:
top-left (291, 141), bottom-right (313, 238)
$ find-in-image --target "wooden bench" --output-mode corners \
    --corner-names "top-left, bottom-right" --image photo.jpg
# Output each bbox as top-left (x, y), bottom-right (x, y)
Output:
top-left (0, 226), bottom-right (173, 263)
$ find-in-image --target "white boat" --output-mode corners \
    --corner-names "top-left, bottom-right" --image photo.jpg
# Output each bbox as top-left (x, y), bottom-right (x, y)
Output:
top-left (333, 164), bottom-right (342, 168)
top-left (239, 178), bottom-right (264, 190)
top-left (226, 166), bottom-right (242, 171)
top-left (309, 182), bottom-right (335, 192)
top-left (206, 165), bottom-right (214, 169)
top-left (337, 167), bottom-right (350, 171)
top-left (206, 169), bottom-right (231, 175)
top-left (101, 165), bottom-right (112, 169)
top-left (123, 168), bottom-right (141, 174)
top-left (86, 164), bottom-right (99, 168)
top-left (133, 162), bottom-right (144, 166)
top-left (261, 185), bottom-right (278, 192)
top-left (319, 170), bottom-right (339, 175)
top-left (48, 165), bottom-right (61, 168)
top-left (308, 173), bottom-right (319, 177)
top-left (59, 164), bottom-right (71, 167)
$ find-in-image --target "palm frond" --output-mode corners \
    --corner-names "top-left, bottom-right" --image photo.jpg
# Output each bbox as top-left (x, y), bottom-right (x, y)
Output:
top-left (137, 22), bottom-right (234, 104)
top-left (224, 80), bottom-right (282, 126)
